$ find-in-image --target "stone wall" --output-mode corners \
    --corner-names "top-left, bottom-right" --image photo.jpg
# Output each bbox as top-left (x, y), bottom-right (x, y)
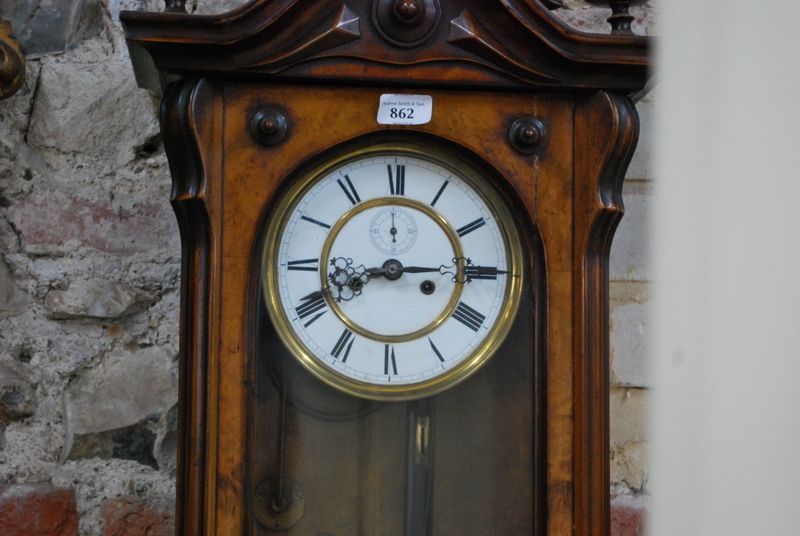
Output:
top-left (0, 1), bottom-right (654, 534)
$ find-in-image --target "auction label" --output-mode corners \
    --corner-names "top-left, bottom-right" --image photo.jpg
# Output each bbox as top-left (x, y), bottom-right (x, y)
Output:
top-left (376, 94), bottom-right (433, 125)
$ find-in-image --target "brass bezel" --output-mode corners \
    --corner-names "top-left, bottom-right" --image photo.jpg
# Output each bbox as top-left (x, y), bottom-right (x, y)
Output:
top-left (262, 143), bottom-right (524, 401)
top-left (319, 197), bottom-right (465, 343)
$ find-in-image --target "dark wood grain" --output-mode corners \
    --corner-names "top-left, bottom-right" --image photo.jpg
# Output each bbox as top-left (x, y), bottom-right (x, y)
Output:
top-left (159, 78), bottom-right (219, 536)
top-left (120, 0), bottom-right (650, 92)
top-left (572, 90), bottom-right (639, 536)
top-left (136, 2), bottom-right (650, 534)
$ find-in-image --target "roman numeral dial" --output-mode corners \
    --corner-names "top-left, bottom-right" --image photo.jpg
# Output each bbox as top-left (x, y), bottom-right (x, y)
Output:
top-left (266, 148), bottom-right (523, 400)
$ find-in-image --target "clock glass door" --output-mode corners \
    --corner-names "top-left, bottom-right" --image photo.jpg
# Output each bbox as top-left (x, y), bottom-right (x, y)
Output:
top-left (251, 143), bottom-right (543, 535)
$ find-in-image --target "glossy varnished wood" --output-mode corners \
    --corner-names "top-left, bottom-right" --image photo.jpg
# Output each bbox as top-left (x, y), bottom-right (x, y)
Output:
top-left (121, 0), bottom-right (649, 93)
top-left (137, 1), bottom-right (649, 534)
top-left (161, 81), bottom-right (638, 535)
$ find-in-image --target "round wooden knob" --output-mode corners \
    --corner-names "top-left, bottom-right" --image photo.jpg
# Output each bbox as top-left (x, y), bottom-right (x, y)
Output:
top-left (509, 118), bottom-right (547, 155)
top-left (250, 110), bottom-right (288, 146)
top-left (373, 0), bottom-right (441, 48)
top-left (394, 0), bottom-right (422, 23)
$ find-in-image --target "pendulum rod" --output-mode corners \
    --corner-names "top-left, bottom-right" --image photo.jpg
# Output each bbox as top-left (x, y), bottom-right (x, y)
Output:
top-left (274, 368), bottom-right (290, 512)
top-left (253, 360), bottom-right (305, 532)
top-left (406, 398), bottom-right (435, 536)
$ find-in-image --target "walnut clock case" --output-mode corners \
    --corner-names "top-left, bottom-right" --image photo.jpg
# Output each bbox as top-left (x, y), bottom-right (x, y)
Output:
top-left (121, 1), bottom-right (650, 535)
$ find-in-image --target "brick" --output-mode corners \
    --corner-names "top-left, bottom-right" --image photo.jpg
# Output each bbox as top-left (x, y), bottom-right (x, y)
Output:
top-left (611, 494), bottom-right (647, 536)
top-left (101, 496), bottom-right (175, 536)
top-left (627, 92), bottom-right (656, 180)
top-left (0, 484), bottom-right (79, 536)
top-left (611, 440), bottom-right (647, 492)
top-left (610, 388), bottom-right (648, 491)
top-left (610, 182), bottom-right (652, 282)
top-left (610, 301), bottom-right (650, 387)
top-left (610, 387), bottom-right (647, 446)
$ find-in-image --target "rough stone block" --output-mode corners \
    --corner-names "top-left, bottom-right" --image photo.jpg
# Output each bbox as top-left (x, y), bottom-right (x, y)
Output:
top-left (0, 0), bottom-right (105, 55)
top-left (0, 484), bottom-right (79, 536)
top-left (44, 278), bottom-right (152, 319)
top-left (611, 301), bottom-right (650, 387)
top-left (27, 57), bottom-right (159, 165)
top-left (61, 346), bottom-right (177, 462)
top-left (611, 494), bottom-right (647, 536)
top-left (552, 3), bottom-right (656, 36)
top-left (0, 256), bottom-right (28, 320)
top-left (610, 182), bottom-right (651, 282)
top-left (68, 414), bottom-right (159, 469)
top-left (101, 496), bottom-right (175, 536)
top-left (5, 188), bottom-right (179, 256)
top-left (153, 403), bottom-right (178, 476)
top-left (0, 362), bottom-right (37, 423)
top-left (192, 0), bottom-right (252, 14)
top-left (0, 60), bottom-right (41, 160)
top-left (107, 1), bottom-right (161, 22)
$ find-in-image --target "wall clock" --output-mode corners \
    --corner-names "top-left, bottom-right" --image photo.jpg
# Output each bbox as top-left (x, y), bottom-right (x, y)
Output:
top-left (252, 135), bottom-right (535, 534)
top-left (121, 0), bottom-right (650, 534)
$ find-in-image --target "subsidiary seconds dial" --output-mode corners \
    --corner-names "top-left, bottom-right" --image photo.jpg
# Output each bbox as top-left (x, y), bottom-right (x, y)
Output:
top-left (262, 145), bottom-right (523, 400)
top-left (369, 206), bottom-right (417, 255)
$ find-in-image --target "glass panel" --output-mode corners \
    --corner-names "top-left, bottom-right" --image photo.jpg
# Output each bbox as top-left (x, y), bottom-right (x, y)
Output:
top-left (251, 282), bottom-right (536, 535)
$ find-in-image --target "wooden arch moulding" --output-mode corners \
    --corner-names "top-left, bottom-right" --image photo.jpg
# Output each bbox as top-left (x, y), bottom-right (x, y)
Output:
top-left (122, 1), bottom-right (651, 535)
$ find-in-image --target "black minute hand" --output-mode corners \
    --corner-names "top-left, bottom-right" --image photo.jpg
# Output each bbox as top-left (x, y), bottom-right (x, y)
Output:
top-left (365, 266), bottom-right (441, 274)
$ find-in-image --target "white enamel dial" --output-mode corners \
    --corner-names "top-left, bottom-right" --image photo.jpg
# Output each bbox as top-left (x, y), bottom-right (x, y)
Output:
top-left (263, 146), bottom-right (522, 400)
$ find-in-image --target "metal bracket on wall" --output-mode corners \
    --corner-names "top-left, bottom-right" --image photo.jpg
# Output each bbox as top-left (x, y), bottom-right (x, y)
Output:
top-left (0, 21), bottom-right (24, 100)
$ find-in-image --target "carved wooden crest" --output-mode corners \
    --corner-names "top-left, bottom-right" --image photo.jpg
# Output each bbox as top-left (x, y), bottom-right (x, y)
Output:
top-left (121, 0), bottom-right (649, 92)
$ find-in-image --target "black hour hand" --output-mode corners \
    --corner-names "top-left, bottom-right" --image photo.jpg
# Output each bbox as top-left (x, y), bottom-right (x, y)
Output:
top-left (299, 289), bottom-right (328, 302)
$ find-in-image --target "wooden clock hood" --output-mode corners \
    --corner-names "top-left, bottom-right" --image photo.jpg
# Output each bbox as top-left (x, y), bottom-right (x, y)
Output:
top-left (121, 0), bottom-right (650, 93)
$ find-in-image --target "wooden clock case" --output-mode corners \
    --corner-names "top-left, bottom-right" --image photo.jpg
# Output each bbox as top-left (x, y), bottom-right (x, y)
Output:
top-left (121, 1), bottom-right (650, 534)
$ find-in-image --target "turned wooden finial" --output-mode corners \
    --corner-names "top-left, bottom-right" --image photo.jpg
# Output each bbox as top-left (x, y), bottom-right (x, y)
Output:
top-left (164, 0), bottom-right (188, 13)
top-left (584, 0), bottom-right (647, 35)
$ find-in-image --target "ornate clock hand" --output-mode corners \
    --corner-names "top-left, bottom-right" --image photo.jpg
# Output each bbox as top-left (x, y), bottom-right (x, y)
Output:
top-left (360, 258), bottom-right (515, 286)
top-left (327, 257), bottom-right (369, 301)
